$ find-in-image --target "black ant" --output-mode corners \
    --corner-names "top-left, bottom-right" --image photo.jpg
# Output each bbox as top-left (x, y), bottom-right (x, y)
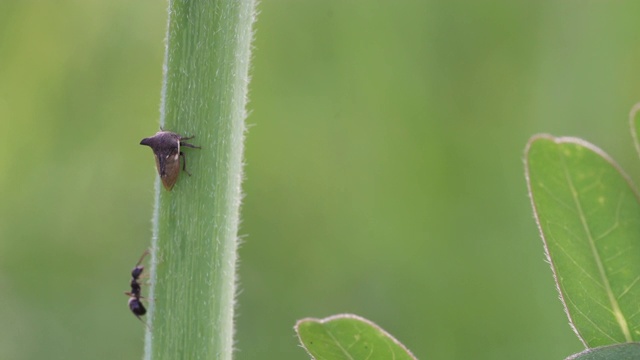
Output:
top-left (125, 250), bottom-right (149, 323)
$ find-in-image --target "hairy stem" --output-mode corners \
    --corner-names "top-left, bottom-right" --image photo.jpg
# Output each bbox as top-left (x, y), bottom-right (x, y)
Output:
top-left (143, 0), bottom-right (256, 359)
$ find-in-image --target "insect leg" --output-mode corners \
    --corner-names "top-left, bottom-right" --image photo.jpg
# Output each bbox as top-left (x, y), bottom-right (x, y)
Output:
top-left (181, 142), bottom-right (201, 149)
top-left (180, 152), bottom-right (192, 176)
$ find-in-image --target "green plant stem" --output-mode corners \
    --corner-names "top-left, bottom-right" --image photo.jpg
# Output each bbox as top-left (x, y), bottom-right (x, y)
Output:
top-left (143, 0), bottom-right (256, 359)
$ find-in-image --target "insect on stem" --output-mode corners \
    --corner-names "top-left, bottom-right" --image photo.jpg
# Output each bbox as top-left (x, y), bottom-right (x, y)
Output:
top-left (140, 130), bottom-right (201, 190)
top-left (125, 250), bottom-right (150, 326)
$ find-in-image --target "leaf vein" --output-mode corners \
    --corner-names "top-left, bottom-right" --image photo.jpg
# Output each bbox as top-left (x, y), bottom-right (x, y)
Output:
top-left (561, 152), bottom-right (632, 342)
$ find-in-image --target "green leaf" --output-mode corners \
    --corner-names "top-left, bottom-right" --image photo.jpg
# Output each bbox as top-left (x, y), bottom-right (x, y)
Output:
top-left (295, 314), bottom-right (417, 360)
top-left (566, 343), bottom-right (640, 360)
top-left (525, 135), bottom-right (640, 347)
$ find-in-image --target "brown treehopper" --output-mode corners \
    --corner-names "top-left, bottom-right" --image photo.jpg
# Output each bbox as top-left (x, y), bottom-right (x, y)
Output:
top-left (140, 131), bottom-right (201, 190)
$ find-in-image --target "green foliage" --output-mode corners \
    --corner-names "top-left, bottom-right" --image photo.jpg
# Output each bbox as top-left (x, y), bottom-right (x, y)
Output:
top-left (526, 106), bottom-right (640, 359)
top-left (295, 314), bottom-right (416, 360)
top-left (6, 2), bottom-right (640, 360)
top-left (526, 135), bottom-right (640, 347)
top-left (566, 343), bottom-right (640, 360)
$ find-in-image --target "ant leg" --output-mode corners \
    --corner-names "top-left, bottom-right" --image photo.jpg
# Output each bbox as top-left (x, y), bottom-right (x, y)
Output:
top-left (138, 316), bottom-right (152, 330)
top-left (135, 249), bottom-right (150, 267)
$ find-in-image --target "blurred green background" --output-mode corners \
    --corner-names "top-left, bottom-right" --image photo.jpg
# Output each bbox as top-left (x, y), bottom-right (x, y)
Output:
top-left (2, 1), bottom-right (640, 359)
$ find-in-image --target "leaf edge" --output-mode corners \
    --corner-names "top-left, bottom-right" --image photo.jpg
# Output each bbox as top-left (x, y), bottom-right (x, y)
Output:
top-left (294, 313), bottom-right (418, 360)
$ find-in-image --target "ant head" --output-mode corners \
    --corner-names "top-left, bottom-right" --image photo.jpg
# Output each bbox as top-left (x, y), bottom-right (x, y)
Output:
top-left (131, 265), bottom-right (144, 279)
